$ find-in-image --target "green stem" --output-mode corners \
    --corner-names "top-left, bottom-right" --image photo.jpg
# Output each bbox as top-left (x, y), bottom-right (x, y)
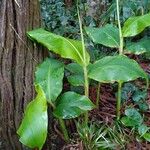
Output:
top-left (117, 81), bottom-right (122, 120)
top-left (59, 119), bottom-right (69, 142)
top-left (50, 102), bottom-right (69, 142)
top-left (116, 0), bottom-right (123, 120)
top-left (77, 3), bottom-right (89, 125)
top-left (96, 83), bottom-right (101, 108)
top-left (116, 0), bottom-right (123, 55)
top-left (83, 66), bottom-right (89, 124)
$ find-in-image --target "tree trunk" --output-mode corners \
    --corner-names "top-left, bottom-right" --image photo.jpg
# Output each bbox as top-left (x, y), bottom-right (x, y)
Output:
top-left (0, 0), bottom-right (47, 149)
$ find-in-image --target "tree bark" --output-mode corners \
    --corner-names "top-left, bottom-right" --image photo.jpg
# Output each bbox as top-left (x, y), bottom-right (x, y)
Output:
top-left (0, 0), bottom-right (47, 149)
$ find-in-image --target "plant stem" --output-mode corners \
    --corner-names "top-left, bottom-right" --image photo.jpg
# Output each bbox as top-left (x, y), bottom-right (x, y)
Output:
top-left (116, 0), bottom-right (123, 121)
top-left (77, 3), bottom-right (89, 125)
top-left (116, 0), bottom-right (123, 55)
top-left (96, 83), bottom-right (101, 108)
top-left (50, 102), bottom-right (69, 142)
top-left (59, 119), bottom-right (69, 142)
top-left (117, 81), bottom-right (122, 120)
top-left (83, 66), bottom-right (89, 124)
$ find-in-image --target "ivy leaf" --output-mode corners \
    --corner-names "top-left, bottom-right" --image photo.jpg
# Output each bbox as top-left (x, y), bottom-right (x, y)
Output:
top-left (35, 58), bottom-right (64, 103)
top-left (138, 124), bottom-right (149, 136)
top-left (17, 86), bottom-right (48, 150)
top-left (125, 38), bottom-right (150, 54)
top-left (85, 24), bottom-right (120, 48)
top-left (53, 92), bottom-right (95, 119)
top-left (121, 108), bottom-right (143, 127)
top-left (122, 13), bottom-right (150, 37)
top-left (66, 63), bottom-right (84, 86)
top-left (27, 28), bottom-right (90, 66)
top-left (143, 133), bottom-right (150, 142)
top-left (88, 55), bottom-right (148, 84)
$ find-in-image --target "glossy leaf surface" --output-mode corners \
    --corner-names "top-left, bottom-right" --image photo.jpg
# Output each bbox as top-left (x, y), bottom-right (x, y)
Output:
top-left (88, 55), bottom-right (147, 83)
top-left (85, 24), bottom-right (120, 48)
top-left (121, 108), bottom-right (143, 127)
top-left (17, 86), bottom-right (48, 150)
top-left (66, 63), bottom-right (84, 86)
top-left (53, 92), bottom-right (95, 119)
top-left (122, 13), bottom-right (150, 37)
top-left (125, 38), bottom-right (150, 54)
top-left (35, 58), bottom-right (64, 102)
top-left (27, 28), bottom-right (90, 66)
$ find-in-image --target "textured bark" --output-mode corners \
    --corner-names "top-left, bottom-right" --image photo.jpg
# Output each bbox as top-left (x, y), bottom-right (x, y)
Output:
top-left (0, 0), bottom-right (47, 149)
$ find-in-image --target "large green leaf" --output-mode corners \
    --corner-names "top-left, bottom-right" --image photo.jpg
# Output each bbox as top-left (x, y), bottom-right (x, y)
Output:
top-left (122, 13), bottom-right (150, 37)
top-left (27, 28), bottom-right (90, 66)
top-left (35, 58), bottom-right (64, 103)
top-left (85, 24), bottom-right (120, 48)
top-left (88, 55), bottom-right (148, 83)
top-left (121, 108), bottom-right (143, 127)
top-left (17, 86), bottom-right (48, 150)
top-left (53, 92), bottom-right (95, 119)
top-left (125, 38), bottom-right (150, 54)
top-left (65, 63), bottom-right (84, 86)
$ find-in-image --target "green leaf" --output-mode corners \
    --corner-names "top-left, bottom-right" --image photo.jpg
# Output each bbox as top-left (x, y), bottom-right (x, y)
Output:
top-left (27, 28), bottom-right (90, 66)
top-left (122, 13), bottom-right (150, 37)
top-left (85, 24), bottom-right (120, 48)
top-left (88, 55), bottom-right (148, 83)
top-left (143, 133), bottom-right (150, 142)
top-left (17, 86), bottom-right (48, 150)
top-left (121, 117), bottom-right (138, 127)
top-left (66, 63), bottom-right (83, 74)
top-left (35, 58), bottom-right (64, 102)
top-left (125, 38), bottom-right (150, 54)
top-left (67, 75), bottom-right (84, 86)
top-left (132, 90), bottom-right (147, 102)
top-left (53, 92), bottom-right (95, 119)
top-left (138, 102), bottom-right (149, 112)
top-left (66, 63), bottom-right (84, 86)
top-left (121, 108), bottom-right (143, 127)
top-left (138, 124), bottom-right (149, 136)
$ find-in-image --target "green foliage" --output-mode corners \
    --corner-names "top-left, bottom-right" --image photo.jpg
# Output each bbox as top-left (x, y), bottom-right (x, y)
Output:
top-left (85, 24), bottom-right (120, 48)
top-left (122, 13), bottom-right (150, 37)
top-left (77, 122), bottom-right (116, 149)
top-left (85, 1), bottom-right (149, 121)
top-left (27, 28), bottom-right (90, 66)
top-left (121, 108), bottom-right (150, 142)
top-left (125, 37), bottom-right (150, 54)
top-left (143, 133), bottom-right (150, 142)
top-left (121, 108), bottom-right (143, 127)
top-left (121, 83), bottom-right (149, 112)
top-left (40, 0), bottom-right (80, 37)
top-left (17, 86), bottom-right (48, 150)
top-left (138, 124), bottom-right (149, 136)
top-left (53, 92), bottom-right (95, 119)
top-left (18, 13), bottom-right (95, 148)
top-left (65, 63), bottom-right (84, 86)
top-left (18, 1), bottom-right (150, 149)
top-left (88, 55), bottom-right (147, 83)
top-left (100, 0), bottom-right (150, 24)
top-left (77, 121), bottom-right (128, 149)
top-left (35, 58), bottom-right (64, 103)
